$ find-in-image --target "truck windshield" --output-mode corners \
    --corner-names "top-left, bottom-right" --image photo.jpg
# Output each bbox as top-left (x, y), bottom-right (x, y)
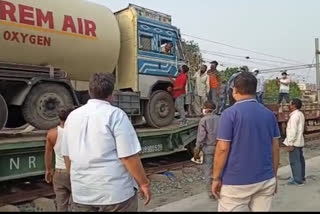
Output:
top-left (176, 41), bottom-right (184, 61)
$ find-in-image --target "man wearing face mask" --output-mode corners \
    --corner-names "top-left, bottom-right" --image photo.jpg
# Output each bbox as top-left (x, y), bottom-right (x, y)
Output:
top-left (193, 100), bottom-right (220, 199)
top-left (278, 71), bottom-right (291, 104)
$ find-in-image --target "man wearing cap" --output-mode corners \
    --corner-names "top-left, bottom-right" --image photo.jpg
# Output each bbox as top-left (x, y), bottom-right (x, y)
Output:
top-left (253, 68), bottom-right (264, 104)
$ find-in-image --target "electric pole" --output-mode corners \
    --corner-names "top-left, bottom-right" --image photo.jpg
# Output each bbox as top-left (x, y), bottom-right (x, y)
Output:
top-left (315, 38), bottom-right (320, 102)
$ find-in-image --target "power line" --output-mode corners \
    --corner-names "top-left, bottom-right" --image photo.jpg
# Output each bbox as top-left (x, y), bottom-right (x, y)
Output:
top-left (309, 56), bottom-right (315, 72)
top-left (201, 50), bottom-right (278, 68)
top-left (260, 64), bottom-right (316, 74)
top-left (183, 33), bottom-right (305, 65)
top-left (304, 57), bottom-right (316, 82)
top-left (201, 49), bottom-right (297, 65)
top-left (202, 58), bottom-right (242, 67)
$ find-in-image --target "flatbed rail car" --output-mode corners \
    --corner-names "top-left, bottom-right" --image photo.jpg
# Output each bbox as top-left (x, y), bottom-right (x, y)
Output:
top-left (266, 103), bottom-right (320, 135)
top-left (0, 118), bottom-right (199, 182)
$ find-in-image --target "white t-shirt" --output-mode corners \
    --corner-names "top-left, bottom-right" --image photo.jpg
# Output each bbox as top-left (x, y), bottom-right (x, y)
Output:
top-left (279, 78), bottom-right (290, 93)
top-left (61, 99), bottom-right (141, 205)
top-left (54, 126), bottom-right (66, 170)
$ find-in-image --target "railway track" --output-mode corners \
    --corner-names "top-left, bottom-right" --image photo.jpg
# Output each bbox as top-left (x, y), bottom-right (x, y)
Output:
top-left (0, 178), bottom-right (54, 207)
top-left (1, 132), bottom-right (320, 207)
top-left (143, 151), bottom-right (195, 175)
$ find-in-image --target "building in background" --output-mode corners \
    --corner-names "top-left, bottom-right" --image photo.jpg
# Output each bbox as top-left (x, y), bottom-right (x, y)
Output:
top-left (297, 82), bottom-right (307, 91)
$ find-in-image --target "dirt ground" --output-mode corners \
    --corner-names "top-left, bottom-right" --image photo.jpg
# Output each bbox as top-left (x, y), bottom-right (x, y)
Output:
top-left (13, 140), bottom-right (320, 212)
top-left (139, 139), bottom-right (320, 211)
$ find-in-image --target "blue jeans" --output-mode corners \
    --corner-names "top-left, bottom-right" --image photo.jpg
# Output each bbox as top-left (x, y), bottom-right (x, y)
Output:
top-left (218, 96), bottom-right (227, 114)
top-left (289, 147), bottom-right (306, 184)
top-left (256, 92), bottom-right (264, 104)
top-left (278, 93), bottom-right (290, 104)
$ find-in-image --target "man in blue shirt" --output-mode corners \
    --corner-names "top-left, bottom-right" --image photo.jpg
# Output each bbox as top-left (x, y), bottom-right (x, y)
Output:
top-left (212, 72), bottom-right (280, 212)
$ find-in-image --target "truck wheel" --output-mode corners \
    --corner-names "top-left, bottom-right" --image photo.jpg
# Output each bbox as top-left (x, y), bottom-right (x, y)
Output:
top-left (22, 83), bottom-right (74, 130)
top-left (0, 94), bottom-right (8, 130)
top-left (144, 90), bottom-right (175, 128)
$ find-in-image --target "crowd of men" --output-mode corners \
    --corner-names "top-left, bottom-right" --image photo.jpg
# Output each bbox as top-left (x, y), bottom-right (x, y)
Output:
top-left (168, 61), bottom-right (269, 124)
top-left (44, 61), bottom-right (306, 212)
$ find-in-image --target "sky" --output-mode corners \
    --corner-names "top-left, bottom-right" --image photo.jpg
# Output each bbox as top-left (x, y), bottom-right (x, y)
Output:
top-left (88, 0), bottom-right (319, 83)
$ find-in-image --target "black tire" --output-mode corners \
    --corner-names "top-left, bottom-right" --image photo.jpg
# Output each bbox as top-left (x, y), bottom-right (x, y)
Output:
top-left (144, 90), bottom-right (175, 128)
top-left (0, 94), bottom-right (8, 130)
top-left (22, 83), bottom-right (74, 130)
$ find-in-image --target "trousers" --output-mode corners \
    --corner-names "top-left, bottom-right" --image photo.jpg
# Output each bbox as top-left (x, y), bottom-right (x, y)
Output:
top-left (175, 95), bottom-right (186, 122)
top-left (202, 145), bottom-right (215, 195)
top-left (209, 88), bottom-right (220, 107)
top-left (53, 170), bottom-right (72, 211)
top-left (289, 147), bottom-right (306, 184)
top-left (218, 178), bottom-right (276, 212)
top-left (193, 95), bottom-right (207, 116)
top-left (72, 193), bottom-right (138, 212)
top-left (278, 93), bottom-right (290, 104)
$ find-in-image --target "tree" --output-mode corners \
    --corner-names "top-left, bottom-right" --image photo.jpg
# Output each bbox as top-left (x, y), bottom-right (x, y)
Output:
top-left (220, 67), bottom-right (239, 82)
top-left (181, 40), bottom-right (203, 75)
top-left (264, 79), bottom-right (279, 103)
top-left (289, 82), bottom-right (302, 99)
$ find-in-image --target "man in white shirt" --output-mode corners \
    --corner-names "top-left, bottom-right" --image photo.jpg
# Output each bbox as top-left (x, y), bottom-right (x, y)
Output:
top-left (278, 72), bottom-right (291, 104)
top-left (253, 69), bottom-right (264, 104)
top-left (191, 64), bottom-right (208, 116)
top-left (283, 99), bottom-right (305, 185)
top-left (61, 73), bottom-right (151, 212)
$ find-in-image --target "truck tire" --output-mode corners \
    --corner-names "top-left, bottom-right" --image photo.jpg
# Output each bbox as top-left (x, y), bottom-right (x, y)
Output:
top-left (0, 94), bottom-right (8, 130)
top-left (144, 90), bottom-right (175, 128)
top-left (22, 83), bottom-right (74, 130)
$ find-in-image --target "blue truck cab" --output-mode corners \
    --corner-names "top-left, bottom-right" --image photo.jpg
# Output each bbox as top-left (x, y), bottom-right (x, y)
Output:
top-left (115, 4), bottom-right (187, 128)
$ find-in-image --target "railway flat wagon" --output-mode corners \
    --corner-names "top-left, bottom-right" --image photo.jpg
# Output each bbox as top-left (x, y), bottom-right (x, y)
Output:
top-left (266, 103), bottom-right (320, 136)
top-left (0, 119), bottom-right (199, 182)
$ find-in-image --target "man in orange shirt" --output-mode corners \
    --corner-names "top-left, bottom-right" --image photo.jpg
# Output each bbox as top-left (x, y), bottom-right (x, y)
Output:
top-left (207, 61), bottom-right (221, 109)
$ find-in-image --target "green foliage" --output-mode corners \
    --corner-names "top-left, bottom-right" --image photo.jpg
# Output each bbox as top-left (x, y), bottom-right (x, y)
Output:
top-left (290, 82), bottom-right (302, 99)
top-left (264, 80), bottom-right (279, 103)
top-left (181, 39), bottom-right (202, 75)
top-left (264, 80), bottom-right (302, 103)
top-left (181, 40), bottom-right (203, 92)
top-left (220, 67), bottom-right (239, 82)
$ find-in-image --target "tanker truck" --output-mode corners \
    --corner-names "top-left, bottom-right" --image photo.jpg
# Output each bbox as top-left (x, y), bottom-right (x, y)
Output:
top-left (0, 0), bottom-right (187, 130)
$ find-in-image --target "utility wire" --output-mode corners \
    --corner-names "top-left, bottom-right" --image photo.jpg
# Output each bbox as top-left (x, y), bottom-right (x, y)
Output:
top-left (201, 49), bottom-right (297, 65)
top-left (201, 50), bottom-right (277, 68)
top-left (183, 33), bottom-right (305, 65)
top-left (261, 64), bottom-right (316, 74)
